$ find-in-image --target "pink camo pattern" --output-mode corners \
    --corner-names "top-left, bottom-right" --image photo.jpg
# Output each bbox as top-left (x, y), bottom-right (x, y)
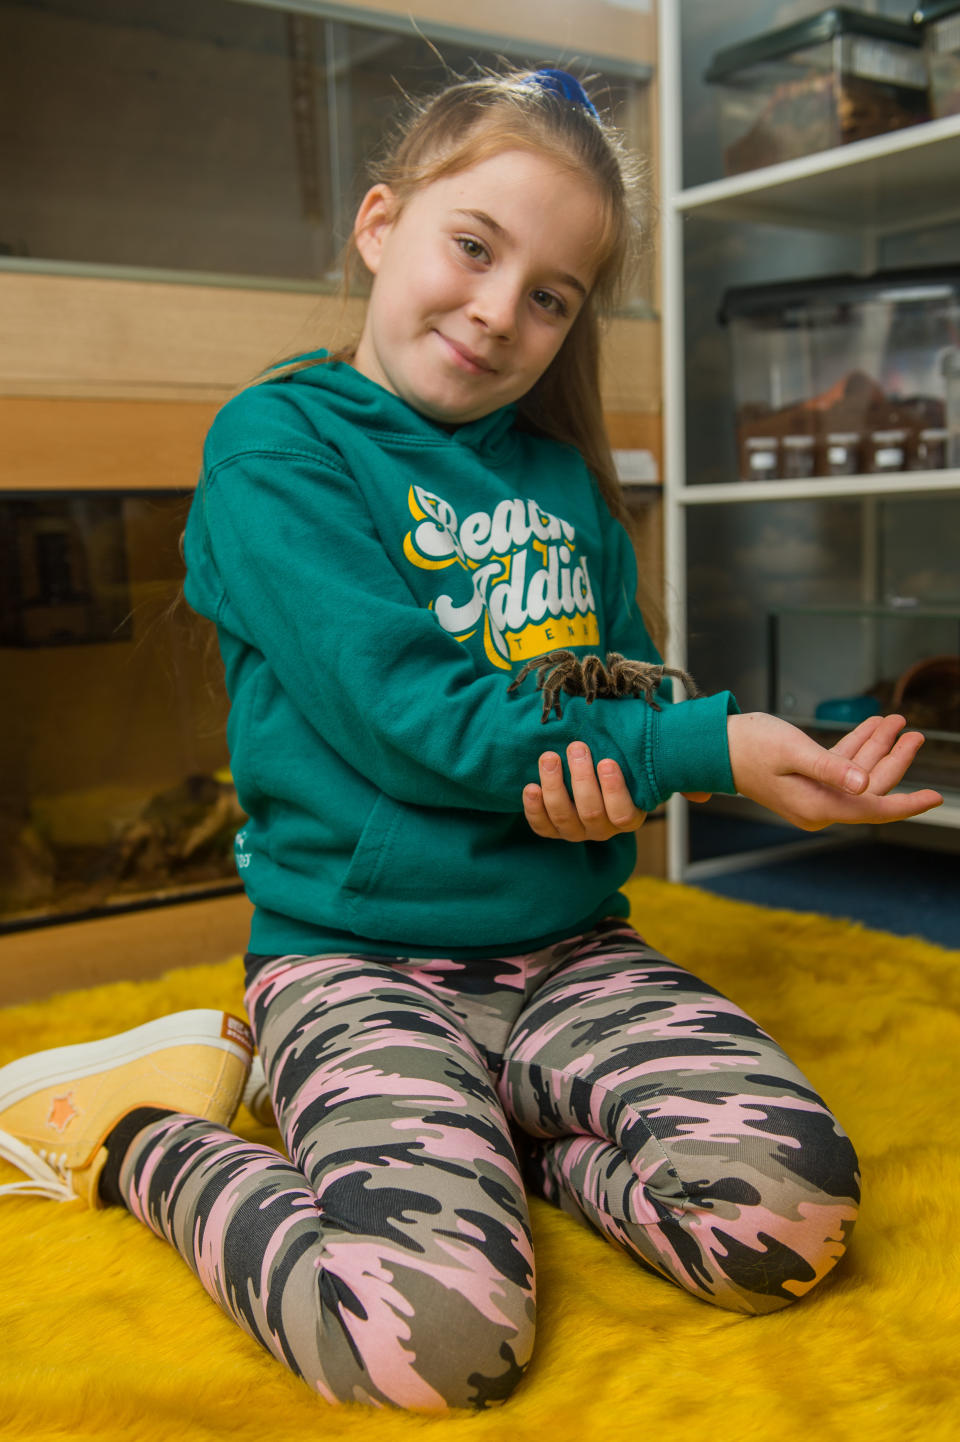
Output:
top-left (117, 923), bottom-right (859, 1404)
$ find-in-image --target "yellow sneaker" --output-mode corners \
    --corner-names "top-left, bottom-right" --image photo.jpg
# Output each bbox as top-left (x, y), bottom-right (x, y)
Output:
top-left (0, 1009), bottom-right (253, 1208)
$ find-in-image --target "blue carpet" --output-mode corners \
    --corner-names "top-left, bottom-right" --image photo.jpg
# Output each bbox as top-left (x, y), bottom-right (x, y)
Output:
top-left (695, 840), bottom-right (959, 950)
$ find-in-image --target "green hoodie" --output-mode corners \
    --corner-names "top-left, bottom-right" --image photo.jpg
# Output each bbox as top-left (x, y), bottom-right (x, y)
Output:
top-left (184, 353), bottom-right (739, 958)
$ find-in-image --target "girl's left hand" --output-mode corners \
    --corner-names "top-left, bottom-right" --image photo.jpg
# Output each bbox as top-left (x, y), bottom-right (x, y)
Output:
top-left (523, 743), bottom-right (648, 841)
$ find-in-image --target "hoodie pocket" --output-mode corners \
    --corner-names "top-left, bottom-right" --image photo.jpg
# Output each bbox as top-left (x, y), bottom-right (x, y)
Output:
top-left (341, 790), bottom-right (403, 911)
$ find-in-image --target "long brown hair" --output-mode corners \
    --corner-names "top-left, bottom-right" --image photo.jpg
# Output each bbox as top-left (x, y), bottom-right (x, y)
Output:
top-left (247, 67), bottom-right (647, 530)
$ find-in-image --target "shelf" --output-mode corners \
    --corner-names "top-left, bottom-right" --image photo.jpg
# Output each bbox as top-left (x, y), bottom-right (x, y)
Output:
top-left (678, 470), bottom-right (960, 505)
top-left (769, 604), bottom-right (960, 620)
top-left (673, 113), bottom-right (960, 235)
top-left (786, 715), bottom-right (960, 747)
top-left (657, 1), bottom-right (960, 875)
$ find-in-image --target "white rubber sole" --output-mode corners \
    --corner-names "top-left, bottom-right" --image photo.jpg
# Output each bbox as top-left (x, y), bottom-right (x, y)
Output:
top-left (0, 1009), bottom-right (252, 1113)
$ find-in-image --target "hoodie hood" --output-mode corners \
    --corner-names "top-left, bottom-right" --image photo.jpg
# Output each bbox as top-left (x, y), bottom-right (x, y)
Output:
top-left (279, 350), bottom-right (521, 458)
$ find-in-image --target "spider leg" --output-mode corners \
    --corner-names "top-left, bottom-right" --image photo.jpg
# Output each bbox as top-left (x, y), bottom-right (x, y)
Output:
top-left (606, 659), bottom-right (626, 698)
top-left (507, 657), bottom-right (540, 695)
top-left (639, 668), bottom-right (663, 711)
top-left (582, 654), bottom-right (606, 704)
top-left (659, 665), bottom-right (701, 700)
top-left (563, 666), bottom-right (587, 699)
top-left (665, 663), bottom-right (695, 709)
top-left (514, 649), bottom-right (599, 720)
top-left (607, 653), bottom-right (636, 698)
top-left (540, 674), bottom-right (564, 722)
top-left (576, 654), bottom-right (599, 703)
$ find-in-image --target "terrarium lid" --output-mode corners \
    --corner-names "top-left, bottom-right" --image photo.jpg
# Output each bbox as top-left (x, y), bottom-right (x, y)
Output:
top-left (912, 1), bottom-right (960, 26)
top-left (704, 6), bottom-right (921, 84)
top-left (718, 263), bottom-right (960, 325)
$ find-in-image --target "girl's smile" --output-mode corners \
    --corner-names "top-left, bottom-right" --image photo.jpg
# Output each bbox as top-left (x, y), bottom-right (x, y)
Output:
top-left (434, 331), bottom-right (497, 375)
top-left (351, 149), bottom-right (603, 424)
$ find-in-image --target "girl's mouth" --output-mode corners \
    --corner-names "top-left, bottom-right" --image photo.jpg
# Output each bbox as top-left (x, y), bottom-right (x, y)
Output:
top-left (435, 332), bottom-right (496, 375)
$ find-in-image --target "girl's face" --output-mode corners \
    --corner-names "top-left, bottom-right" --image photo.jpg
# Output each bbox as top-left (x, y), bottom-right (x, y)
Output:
top-left (351, 149), bottom-right (603, 425)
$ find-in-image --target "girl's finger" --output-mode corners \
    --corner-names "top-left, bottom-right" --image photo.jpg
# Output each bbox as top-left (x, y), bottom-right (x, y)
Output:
top-left (538, 752), bottom-right (586, 839)
top-left (596, 758), bottom-right (646, 830)
top-left (522, 783), bottom-right (562, 839)
top-left (828, 713), bottom-right (885, 759)
top-left (859, 787), bottom-right (943, 823)
top-left (566, 742), bottom-right (611, 834)
top-left (835, 713), bottom-right (907, 775)
top-left (788, 769), bottom-right (943, 827)
top-left (859, 729), bottom-right (926, 795)
top-left (795, 733), bottom-right (868, 794)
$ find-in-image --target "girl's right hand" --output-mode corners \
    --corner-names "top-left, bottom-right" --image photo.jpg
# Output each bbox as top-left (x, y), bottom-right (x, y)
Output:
top-left (727, 712), bottom-right (943, 831)
top-left (523, 745), bottom-right (711, 842)
top-left (523, 743), bottom-right (647, 842)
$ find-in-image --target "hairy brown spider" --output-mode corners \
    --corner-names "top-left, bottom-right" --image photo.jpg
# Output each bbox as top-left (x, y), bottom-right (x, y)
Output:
top-left (507, 649), bottom-right (700, 722)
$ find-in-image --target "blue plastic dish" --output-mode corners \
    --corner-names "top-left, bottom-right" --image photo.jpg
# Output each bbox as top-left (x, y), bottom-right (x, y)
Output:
top-left (814, 695), bottom-right (883, 724)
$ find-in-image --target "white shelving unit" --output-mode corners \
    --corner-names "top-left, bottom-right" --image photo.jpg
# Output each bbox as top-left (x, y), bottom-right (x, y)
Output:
top-left (657, 0), bottom-right (960, 881)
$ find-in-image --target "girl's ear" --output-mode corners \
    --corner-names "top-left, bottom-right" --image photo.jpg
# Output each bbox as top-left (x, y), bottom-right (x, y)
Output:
top-left (353, 184), bottom-right (397, 275)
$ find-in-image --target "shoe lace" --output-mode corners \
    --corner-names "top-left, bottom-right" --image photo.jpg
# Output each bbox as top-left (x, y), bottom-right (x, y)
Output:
top-left (0, 1129), bottom-right (76, 1202)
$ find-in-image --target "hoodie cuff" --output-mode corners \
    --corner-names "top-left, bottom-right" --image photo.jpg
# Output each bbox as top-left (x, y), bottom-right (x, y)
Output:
top-left (650, 690), bottom-right (741, 803)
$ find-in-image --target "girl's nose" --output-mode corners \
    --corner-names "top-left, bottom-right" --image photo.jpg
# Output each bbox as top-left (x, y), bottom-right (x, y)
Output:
top-left (467, 276), bottom-right (521, 341)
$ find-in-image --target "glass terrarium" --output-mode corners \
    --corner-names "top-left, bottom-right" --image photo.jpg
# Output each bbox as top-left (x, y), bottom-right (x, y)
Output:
top-left (0, 491), bottom-right (241, 930)
top-left (0, 0), bottom-right (652, 305)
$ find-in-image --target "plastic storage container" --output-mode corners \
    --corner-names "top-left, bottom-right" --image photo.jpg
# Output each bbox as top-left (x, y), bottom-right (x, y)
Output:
top-left (704, 7), bottom-right (929, 176)
top-left (913, 1), bottom-right (960, 117)
top-left (719, 267), bottom-right (960, 481)
top-left (946, 348), bottom-right (960, 465)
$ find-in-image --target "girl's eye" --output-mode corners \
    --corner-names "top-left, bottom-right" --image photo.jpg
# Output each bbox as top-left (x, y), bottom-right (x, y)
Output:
top-left (456, 236), bottom-right (488, 261)
top-left (532, 289), bottom-right (567, 318)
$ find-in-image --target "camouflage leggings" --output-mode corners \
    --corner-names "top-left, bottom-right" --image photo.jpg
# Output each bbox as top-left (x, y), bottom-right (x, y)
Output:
top-left (118, 920), bottom-right (859, 1410)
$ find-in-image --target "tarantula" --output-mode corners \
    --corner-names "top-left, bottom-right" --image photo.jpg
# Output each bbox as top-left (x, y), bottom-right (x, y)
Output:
top-left (507, 649), bottom-right (700, 722)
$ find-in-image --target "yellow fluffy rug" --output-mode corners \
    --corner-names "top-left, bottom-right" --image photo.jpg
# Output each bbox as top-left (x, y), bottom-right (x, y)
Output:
top-left (1, 878), bottom-right (957, 1442)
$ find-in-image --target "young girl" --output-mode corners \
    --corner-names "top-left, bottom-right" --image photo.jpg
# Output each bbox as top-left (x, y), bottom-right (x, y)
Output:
top-left (0, 68), bottom-right (942, 1411)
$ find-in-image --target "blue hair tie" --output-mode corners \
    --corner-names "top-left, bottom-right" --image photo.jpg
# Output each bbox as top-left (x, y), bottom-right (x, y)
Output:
top-left (529, 68), bottom-right (600, 120)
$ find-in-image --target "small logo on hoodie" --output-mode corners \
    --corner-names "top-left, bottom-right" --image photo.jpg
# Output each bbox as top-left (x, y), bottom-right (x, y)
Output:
top-left (235, 828), bottom-right (251, 871)
top-left (403, 486), bottom-right (599, 671)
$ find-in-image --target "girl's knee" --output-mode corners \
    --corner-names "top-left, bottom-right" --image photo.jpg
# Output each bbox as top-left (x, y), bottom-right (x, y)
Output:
top-left (698, 1153), bottom-right (861, 1315)
top-left (412, 1293), bottom-right (536, 1410)
top-left (440, 1335), bottom-right (535, 1409)
top-left (614, 1124), bottom-right (861, 1316)
top-left (307, 1281), bottom-right (536, 1411)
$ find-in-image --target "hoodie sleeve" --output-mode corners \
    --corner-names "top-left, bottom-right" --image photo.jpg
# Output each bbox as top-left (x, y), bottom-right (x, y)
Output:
top-left (597, 505), bottom-right (740, 801)
top-left (185, 431), bottom-right (738, 815)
